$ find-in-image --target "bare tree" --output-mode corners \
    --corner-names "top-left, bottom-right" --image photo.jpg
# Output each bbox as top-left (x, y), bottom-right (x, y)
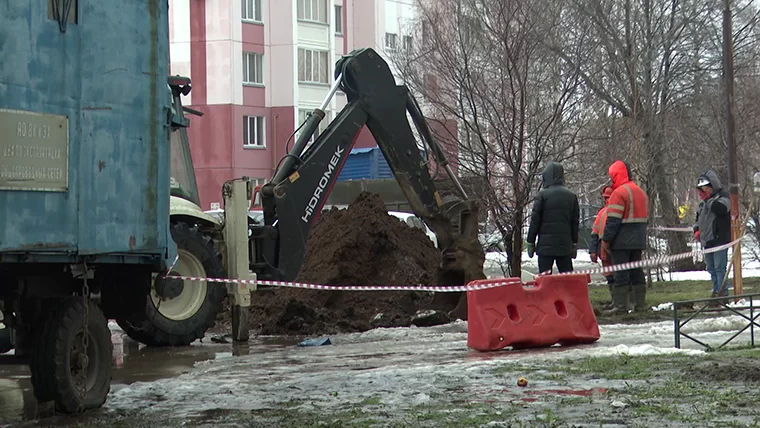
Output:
top-left (534, 0), bottom-right (734, 268)
top-left (394, 0), bottom-right (588, 277)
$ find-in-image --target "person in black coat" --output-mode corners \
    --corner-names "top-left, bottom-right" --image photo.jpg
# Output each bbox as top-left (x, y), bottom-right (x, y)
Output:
top-left (526, 162), bottom-right (580, 273)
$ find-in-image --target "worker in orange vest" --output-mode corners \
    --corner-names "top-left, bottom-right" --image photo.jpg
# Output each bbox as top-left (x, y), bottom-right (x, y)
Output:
top-left (600, 160), bottom-right (650, 314)
top-left (589, 185), bottom-right (615, 307)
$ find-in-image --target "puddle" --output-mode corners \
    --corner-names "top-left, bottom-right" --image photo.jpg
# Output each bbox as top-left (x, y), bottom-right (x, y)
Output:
top-left (525, 387), bottom-right (608, 397)
top-left (0, 315), bottom-right (756, 426)
top-left (0, 325), bottom-right (297, 426)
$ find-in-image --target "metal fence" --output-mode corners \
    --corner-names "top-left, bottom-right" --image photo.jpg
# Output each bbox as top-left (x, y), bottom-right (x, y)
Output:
top-left (673, 293), bottom-right (760, 350)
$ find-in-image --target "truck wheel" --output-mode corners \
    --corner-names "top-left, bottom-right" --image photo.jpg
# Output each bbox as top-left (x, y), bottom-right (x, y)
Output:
top-left (30, 297), bottom-right (112, 413)
top-left (117, 222), bottom-right (226, 346)
top-left (0, 328), bottom-right (12, 354)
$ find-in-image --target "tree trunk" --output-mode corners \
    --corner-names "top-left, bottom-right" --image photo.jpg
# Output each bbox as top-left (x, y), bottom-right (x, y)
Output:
top-left (511, 210), bottom-right (524, 278)
top-left (645, 128), bottom-right (697, 271)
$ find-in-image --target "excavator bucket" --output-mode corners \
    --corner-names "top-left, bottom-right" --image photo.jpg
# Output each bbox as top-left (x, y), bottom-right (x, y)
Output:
top-left (429, 198), bottom-right (486, 320)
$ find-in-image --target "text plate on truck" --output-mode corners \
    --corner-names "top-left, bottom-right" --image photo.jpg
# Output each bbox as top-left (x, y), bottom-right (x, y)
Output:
top-left (0, 109), bottom-right (69, 192)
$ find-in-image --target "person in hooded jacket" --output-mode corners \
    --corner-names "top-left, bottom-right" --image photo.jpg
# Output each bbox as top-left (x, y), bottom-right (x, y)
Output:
top-left (589, 185), bottom-right (615, 306)
top-left (693, 170), bottom-right (731, 300)
top-left (526, 162), bottom-right (580, 274)
top-left (600, 160), bottom-right (649, 314)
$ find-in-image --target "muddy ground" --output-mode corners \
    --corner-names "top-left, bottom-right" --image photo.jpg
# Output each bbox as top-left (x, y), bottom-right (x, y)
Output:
top-left (216, 192), bottom-right (461, 336)
top-left (9, 318), bottom-right (760, 428)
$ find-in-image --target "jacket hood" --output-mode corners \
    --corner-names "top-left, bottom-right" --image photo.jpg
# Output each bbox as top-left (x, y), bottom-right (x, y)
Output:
top-left (698, 170), bottom-right (723, 191)
top-left (541, 162), bottom-right (565, 188)
top-left (608, 160), bottom-right (632, 189)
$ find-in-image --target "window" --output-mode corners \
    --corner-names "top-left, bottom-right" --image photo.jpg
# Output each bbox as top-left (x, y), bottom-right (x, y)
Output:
top-left (298, 109), bottom-right (331, 144)
top-left (298, 49), bottom-right (330, 84)
top-left (243, 52), bottom-right (263, 85)
top-left (243, 116), bottom-right (265, 148)
top-left (403, 35), bottom-right (413, 52)
top-left (385, 33), bottom-right (398, 51)
top-left (242, 0), bottom-right (262, 22)
top-left (297, 0), bottom-right (329, 23)
top-left (334, 5), bottom-right (343, 35)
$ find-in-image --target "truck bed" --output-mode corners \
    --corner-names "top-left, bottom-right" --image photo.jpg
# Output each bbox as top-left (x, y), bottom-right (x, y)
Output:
top-left (0, 1), bottom-right (171, 263)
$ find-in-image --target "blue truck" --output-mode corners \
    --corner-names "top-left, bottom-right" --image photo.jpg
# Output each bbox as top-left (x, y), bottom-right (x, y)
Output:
top-left (0, 1), bottom-right (228, 413)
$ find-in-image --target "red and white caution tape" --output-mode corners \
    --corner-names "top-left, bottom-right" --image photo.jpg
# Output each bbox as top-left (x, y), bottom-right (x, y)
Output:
top-left (161, 274), bottom-right (523, 293)
top-left (159, 231), bottom-right (743, 293)
top-left (651, 226), bottom-right (694, 233)
top-left (535, 235), bottom-right (743, 278)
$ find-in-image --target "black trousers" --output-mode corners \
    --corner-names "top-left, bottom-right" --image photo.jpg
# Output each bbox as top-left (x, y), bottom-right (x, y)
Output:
top-left (538, 256), bottom-right (573, 274)
top-left (610, 249), bottom-right (645, 287)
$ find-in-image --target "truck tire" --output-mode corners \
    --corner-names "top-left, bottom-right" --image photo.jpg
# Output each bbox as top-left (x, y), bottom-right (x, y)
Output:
top-left (30, 297), bottom-right (112, 413)
top-left (117, 222), bottom-right (226, 346)
top-left (0, 328), bottom-right (12, 354)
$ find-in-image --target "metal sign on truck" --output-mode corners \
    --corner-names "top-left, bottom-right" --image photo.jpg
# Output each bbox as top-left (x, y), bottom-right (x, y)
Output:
top-left (0, 109), bottom-right (69, 192)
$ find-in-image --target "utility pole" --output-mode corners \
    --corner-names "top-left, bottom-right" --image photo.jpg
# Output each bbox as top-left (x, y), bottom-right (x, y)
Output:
top-left (723, 0), bottom-right (743, 296)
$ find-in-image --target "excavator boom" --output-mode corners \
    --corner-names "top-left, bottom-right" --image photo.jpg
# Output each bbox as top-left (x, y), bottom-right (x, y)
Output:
top-left (254, 48), bottom-right (485, 295)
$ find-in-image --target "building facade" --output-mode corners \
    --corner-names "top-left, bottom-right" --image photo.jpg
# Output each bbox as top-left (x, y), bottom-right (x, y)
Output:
top-left (168, 0), bottom-right (417, 210)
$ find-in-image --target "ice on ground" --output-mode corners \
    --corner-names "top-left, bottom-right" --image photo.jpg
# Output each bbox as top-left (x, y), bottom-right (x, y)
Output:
top-left (106, 313), bottom-right (757, 417)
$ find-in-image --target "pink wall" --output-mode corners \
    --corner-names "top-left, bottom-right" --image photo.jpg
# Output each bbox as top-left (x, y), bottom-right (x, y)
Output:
top-left (351, 0), bottom-right (376, 50)
top-left (187, 105), bottom-right (233, 170)
top-left (232, 105), bottom-right (273, 174)
top-left (353, 126), bottom-right (376, 149)
top-left (271, 106), bottom-right (296, 166)
top-left (185, 104), bottom-right (233, 209)
top-left (186, 105), bottom-right (297, 210)
top-left (190, 0), bottom-right (207, 105)
top-left (242, 21), bottom-right (264, 44)
top-left (243, 86), bottom-right (265, 107)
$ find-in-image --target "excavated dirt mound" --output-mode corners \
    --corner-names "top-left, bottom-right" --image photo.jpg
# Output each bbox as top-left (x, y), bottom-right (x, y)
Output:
top-left (214, 192), bottom-right (454, 336)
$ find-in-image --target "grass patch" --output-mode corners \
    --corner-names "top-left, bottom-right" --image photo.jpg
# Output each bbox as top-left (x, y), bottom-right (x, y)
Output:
top-left (497, 353), bottom-right (694, 380)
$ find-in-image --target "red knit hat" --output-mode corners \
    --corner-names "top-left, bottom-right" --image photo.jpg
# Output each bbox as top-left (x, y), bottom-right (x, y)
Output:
top-left (602, 185), bottom-right (613, 198)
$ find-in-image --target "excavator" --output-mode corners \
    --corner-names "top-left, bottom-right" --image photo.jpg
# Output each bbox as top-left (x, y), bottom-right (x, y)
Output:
top-left (121, 48), bottom-right (486, 349)
top-left (250, 48), bottom-right (486, 316)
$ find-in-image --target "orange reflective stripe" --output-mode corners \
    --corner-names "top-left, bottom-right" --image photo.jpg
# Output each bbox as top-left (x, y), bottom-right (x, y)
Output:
top-left (622, 184), bottom-right (635, 219)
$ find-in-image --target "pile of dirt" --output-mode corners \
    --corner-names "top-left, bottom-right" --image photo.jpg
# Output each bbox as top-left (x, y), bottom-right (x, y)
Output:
top-left (215, 192), bottom-right (456, 336)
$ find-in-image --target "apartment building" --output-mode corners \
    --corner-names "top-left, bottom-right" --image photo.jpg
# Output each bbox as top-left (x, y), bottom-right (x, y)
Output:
top-left (168, 0), bottom-right (419, 209)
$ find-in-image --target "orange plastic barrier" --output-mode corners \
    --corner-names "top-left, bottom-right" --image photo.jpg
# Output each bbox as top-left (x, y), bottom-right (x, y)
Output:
top-left (467, 274), bottom-right (600, 351)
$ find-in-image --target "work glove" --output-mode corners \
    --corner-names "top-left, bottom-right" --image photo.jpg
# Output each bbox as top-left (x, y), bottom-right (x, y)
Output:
top-left (694, 230), bottom-right (701, 242)
top-left (526, 243), bottom-right (535, 258)
top-left (590, 252), bottom-right (598, 264)
top-left (571, 244), bottom-right (578, 259)
top-left (600, 240), bottom-right (611, 258)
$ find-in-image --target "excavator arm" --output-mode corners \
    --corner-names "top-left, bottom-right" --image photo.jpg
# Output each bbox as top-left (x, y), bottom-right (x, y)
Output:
top-left (254, 48), bottom-right (485, 290)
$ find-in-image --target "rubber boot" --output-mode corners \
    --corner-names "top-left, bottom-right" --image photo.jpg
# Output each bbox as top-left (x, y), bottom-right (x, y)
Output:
top-left (718, 288), bottom-right (730, 306)
top-left (602, 286), bottom-right (629, 315)
top-left (709, 291), bottom-right (719, 308)
top-left (602, 283), bottom-right (615, 310)
top-left (632, 284), bottom-right (647, 312)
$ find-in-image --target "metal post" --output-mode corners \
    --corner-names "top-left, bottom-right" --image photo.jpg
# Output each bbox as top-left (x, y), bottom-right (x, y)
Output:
top-left (223, 179), bottom-right (256, 342)
top-left (723, 0), bottom-right (743, 296)
top-left (673, 306), bottom-right (680, 349)
top-left (751, 295), bottom-right (755, 346)
top-left (320, 73), bottom-right (343, 111)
